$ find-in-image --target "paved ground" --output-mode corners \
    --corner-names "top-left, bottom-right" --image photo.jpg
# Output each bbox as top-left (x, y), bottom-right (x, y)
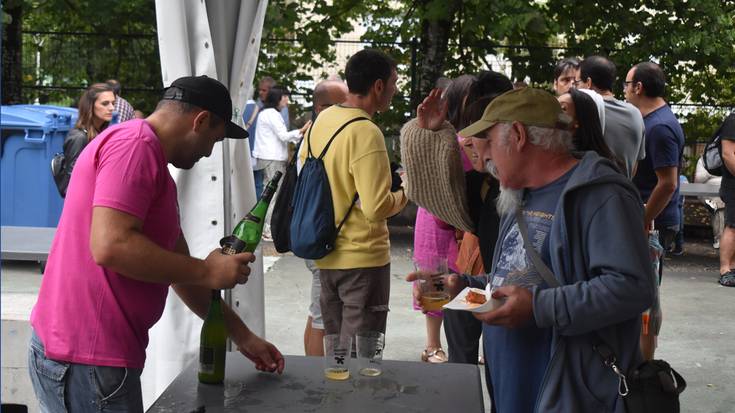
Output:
top-left (263, 227), bottom-right (734, 413)
top-left (3, 226), bottom-right (733, 412)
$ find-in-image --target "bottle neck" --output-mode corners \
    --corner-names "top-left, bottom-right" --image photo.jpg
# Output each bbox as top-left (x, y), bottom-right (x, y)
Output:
top-left (211, 289), bottom-right (221, 301)
top-left (260, 182), bottom-right (277, 203)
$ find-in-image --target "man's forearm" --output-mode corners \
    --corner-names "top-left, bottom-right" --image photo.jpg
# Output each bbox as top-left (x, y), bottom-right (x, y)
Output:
top-left (644, 184), bottom-right (675, 224)
top-left (644, 166), bottom-right (678, 225)
top-left (92, 228), bottom-right (207, 286)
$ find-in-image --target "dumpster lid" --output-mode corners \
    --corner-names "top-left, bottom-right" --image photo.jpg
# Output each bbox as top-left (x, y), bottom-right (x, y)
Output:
top-left (1, 104), bottom-right (78, 132)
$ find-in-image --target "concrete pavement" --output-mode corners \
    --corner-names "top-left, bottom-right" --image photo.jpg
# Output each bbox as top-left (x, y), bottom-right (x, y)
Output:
top-left (3, 227), bottom-right (733, 412)
top-left (263, 229), bottom-right (734, 413)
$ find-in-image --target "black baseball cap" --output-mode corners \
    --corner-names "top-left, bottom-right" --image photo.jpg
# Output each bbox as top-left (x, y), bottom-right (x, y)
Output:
top-left (162, 75), bottom-right (248, 139)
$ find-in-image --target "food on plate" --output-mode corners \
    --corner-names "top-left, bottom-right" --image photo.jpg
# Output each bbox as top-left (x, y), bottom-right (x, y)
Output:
top-left (465, 288), bottom-right (487, 305)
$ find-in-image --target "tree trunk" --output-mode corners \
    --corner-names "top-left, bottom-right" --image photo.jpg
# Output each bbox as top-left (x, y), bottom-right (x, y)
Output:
top-left (2, 2), bottom-right (24, 104)
top-left (413, 0), bottom-right (459, 109)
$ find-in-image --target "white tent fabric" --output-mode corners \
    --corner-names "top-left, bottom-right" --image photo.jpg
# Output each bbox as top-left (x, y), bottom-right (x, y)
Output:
top-left (142, 0), bottom-right (268, 407)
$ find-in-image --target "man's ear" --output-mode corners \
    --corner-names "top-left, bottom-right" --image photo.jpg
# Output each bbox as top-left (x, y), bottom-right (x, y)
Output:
top-left (373, 78), bottom-right (385, 97)
top-left (192, 110), bottom-right (209, 132)
top-left (512, 121), bottom-right (527, 150)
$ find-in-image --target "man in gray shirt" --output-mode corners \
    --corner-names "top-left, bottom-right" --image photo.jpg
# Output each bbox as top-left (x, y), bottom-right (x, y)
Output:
top-left (576, 56), bottom-right (646, 178)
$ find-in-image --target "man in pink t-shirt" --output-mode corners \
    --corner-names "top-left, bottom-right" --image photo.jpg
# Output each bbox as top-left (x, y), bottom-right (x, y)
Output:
top-left (29, 76), bottom-right (284, 412)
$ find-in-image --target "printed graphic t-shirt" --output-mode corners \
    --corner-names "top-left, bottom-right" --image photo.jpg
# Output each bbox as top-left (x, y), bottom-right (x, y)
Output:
top-left (31, 119), bottom-right (181, 368)
top-left (485, 165), bottom-right (576, 413)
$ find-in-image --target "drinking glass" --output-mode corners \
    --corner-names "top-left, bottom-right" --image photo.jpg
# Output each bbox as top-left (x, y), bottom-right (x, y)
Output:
top-left (356, 331), bottom-right (385, 377)
top-left (414, 256), bottom-right (450, 311)
top-left (323, 334), bottom-right (352, 380)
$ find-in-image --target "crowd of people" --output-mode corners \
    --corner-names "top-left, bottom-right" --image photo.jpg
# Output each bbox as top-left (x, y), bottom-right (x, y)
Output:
top-left (29, 46), bottom-right (734, 412)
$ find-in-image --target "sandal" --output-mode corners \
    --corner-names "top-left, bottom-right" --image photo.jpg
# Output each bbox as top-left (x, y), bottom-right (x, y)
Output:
top-left (719, 271), bottom-right (735, 287)
top-left (421, 347), bottom-right (448, 363)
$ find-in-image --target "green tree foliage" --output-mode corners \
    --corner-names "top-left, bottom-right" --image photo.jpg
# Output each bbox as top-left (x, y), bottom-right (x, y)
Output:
top-left (260, 0), bottom-right (735, 141)
top-left (8, 0), bottom-right (160, 111)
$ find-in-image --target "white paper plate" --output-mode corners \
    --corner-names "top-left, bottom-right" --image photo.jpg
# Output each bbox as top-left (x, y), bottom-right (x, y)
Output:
top-left (443, 285), bottom-right (504, 313)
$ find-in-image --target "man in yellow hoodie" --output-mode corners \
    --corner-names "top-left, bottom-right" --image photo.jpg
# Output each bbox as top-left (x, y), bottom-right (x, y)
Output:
top-left (299, 49), bottom-right (407, 338)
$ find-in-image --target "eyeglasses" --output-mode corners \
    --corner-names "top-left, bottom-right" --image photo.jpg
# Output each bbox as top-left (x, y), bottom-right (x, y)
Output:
top-left (622, 81), bottom-right (635, 89)
top-left (573, 78), bottom-right (585, 86)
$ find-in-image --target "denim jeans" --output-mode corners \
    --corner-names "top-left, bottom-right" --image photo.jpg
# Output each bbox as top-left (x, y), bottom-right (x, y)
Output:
top-left (28, 330), bottom-right (143, 412)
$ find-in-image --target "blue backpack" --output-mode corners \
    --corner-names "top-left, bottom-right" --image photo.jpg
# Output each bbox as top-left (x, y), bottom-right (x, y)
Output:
top-left (289, 117), bottom-right (369, 259)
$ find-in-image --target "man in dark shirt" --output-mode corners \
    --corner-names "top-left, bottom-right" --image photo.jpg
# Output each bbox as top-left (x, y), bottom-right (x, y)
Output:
top-left (626, 61), bottom-right (685, 360)
top-left (715, 112), bottom-right (735, 286)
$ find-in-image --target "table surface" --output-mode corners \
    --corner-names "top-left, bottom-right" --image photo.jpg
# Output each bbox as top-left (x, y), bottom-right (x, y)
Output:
top-left (1, 226), bottom-right (56, 261)
top-left (679, 182), bottom-right (719, 197)
top-left (147, 354), bottom-right (485, 413)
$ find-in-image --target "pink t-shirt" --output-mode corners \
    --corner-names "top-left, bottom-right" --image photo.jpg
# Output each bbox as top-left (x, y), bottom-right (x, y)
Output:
top-left (31, 119), bottom-right (181, 369)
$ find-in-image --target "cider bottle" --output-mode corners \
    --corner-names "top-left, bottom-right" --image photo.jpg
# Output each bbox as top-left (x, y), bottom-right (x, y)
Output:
top-left (198, 290), bottom-right (227, 384)
top-left (198, 171), bottom-right (283, 384)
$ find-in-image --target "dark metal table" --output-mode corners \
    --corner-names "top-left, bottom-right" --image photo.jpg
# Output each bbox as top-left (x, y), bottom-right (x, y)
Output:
top-left (1, 226), bottom-right (56, 261)
top-left (147, 355), bottom-right (485, 413)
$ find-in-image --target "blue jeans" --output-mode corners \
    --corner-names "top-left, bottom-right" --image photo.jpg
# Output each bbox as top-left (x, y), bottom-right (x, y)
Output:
top-left (254, 169), bottom-right (264, 200)
top-left (28, 330), bottom-right (143, 412)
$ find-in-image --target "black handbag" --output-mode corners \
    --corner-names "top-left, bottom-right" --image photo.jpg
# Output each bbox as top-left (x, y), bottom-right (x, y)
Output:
top-left (270, 140), bottom-right (301, 253)
top-left (515, 209), bottom-right (686, 413)
top-left (592, 341), bottom-right (686, 413)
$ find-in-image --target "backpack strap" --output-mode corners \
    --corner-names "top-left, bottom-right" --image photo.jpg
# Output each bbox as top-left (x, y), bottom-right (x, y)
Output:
top-left (306, 116), bottom-right (371, 160)
top-left (305, 116), bottom-right (371, 246)
top-left (334, 193), bottom-right (359, 242)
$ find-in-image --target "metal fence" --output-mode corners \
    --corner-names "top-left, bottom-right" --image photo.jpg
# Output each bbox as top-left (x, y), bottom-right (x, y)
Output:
top-left (21, 31), bottom-right (162, 113)
top-left (20, 31), bottom-right (734, 144)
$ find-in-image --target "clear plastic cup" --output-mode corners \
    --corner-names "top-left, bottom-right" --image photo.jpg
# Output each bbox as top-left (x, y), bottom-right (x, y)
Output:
top-left (414, 256), bottom-right (450, 312)
top-left (356, 331), bottom-right (385, 377)
top-left (323, 334), bottom-right (352, 380)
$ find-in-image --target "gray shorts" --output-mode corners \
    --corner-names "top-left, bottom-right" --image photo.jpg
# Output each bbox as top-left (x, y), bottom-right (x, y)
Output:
top-left (305, 260), bottom-right (324, 329)
top-left (319, 263), bottom-right (391, 337)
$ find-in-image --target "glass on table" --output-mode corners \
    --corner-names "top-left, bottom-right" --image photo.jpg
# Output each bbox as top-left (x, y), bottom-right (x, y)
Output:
top-left (356, 331), bottom-right (385, 377)
top-left (414, 256), bottom-right (450, 312)
top-left (323, 334), bottom-right (352, 380)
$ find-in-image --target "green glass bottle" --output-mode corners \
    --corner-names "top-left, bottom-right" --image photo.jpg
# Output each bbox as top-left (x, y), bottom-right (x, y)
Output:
top-left (198, 171), bottom-right (283, 384)
top-left (222, 170), bottom-right (283, 254)
top-left (198, 289), bottom-right (226, 384)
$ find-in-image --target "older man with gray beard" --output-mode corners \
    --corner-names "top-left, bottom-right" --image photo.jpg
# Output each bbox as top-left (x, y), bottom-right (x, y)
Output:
top-left (444, 87), bottom-right (655, 412)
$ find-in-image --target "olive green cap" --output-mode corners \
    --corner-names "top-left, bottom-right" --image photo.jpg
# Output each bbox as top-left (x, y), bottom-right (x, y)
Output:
top-left (458, 87), bottom-right (571, 138)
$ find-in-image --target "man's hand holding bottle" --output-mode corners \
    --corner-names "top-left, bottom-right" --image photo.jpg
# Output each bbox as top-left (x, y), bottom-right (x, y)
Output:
top-left (202, 249), bottom-right (256, 289)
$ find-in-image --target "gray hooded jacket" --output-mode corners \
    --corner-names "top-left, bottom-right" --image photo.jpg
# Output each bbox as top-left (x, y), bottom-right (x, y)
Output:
top-left (481, 151), bottom-right (656, 412)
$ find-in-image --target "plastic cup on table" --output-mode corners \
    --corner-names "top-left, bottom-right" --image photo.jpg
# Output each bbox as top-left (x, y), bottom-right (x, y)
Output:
top-left (323, 334), bottom-right (352, 380)
top-left (356, 331), bottom-right (385, 377)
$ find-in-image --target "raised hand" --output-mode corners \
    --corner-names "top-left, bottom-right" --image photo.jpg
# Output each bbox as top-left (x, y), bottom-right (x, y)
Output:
top-left (201, 249), bottom-right (256, 290)
top-left (416, 88), bottom-right (448, 131)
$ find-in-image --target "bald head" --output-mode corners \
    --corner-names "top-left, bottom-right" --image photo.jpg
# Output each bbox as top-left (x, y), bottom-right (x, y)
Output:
top-left (313, 80), bottom-right (348, 115)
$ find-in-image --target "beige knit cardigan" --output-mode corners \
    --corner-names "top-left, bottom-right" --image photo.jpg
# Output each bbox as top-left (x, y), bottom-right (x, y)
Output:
top-left (399, 118), bottom-right (475, 232)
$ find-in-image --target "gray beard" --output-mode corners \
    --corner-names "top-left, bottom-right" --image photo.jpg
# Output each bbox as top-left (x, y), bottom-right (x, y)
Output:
top-left (485, 159), bottom-right (523, 215)
top-left (496, 186), bottom-right (523, 216)
top-left (484, 159), bottom-right (499, 179)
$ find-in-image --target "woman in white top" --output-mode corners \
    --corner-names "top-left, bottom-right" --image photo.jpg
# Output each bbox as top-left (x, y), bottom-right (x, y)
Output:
top-left (253, 86), bottom-right (311, 239)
